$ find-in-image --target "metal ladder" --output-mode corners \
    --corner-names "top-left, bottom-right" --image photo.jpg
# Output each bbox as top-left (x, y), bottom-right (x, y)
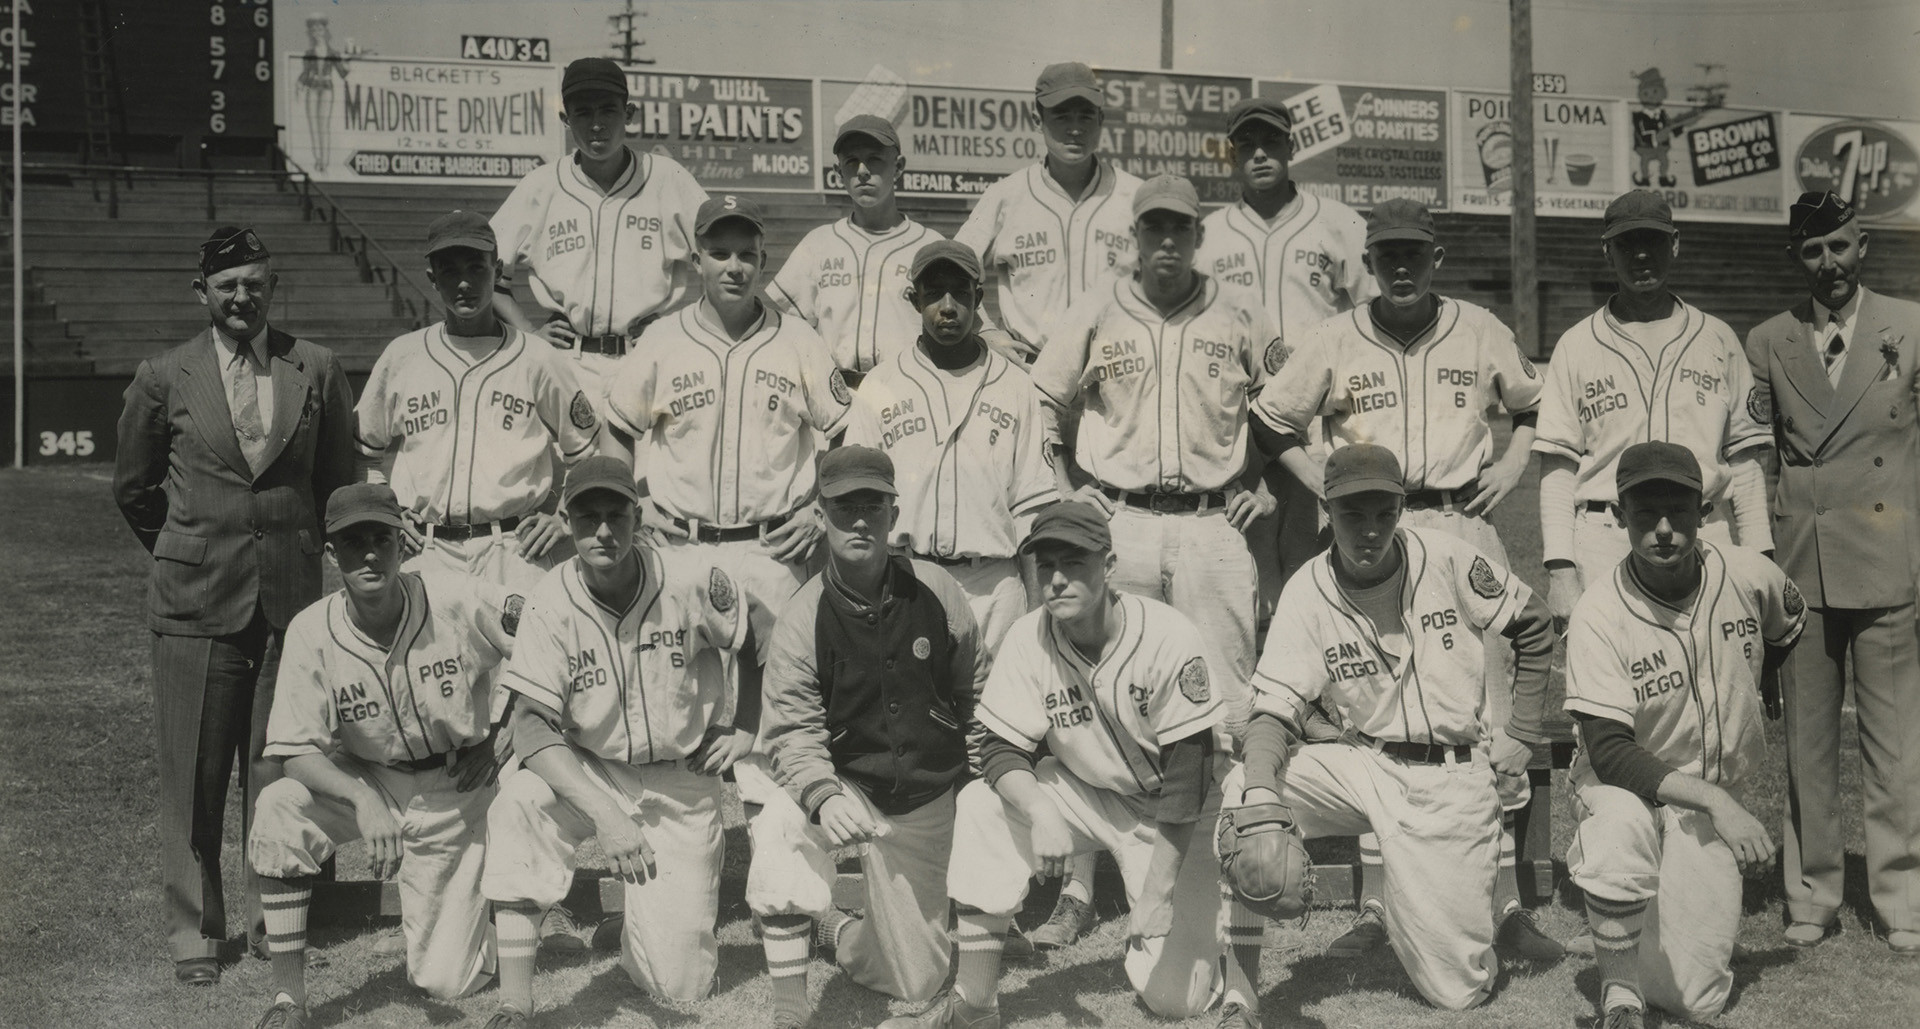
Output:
top-left (76, 0), bottom-right (119, 164)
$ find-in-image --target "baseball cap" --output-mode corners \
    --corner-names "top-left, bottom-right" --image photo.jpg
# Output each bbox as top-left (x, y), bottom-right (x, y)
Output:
top-left (1035, 62), bottom-right (1102, 108)
top-left (561, 58), bottom-right (628, 102)
top-left (1365, 198), bottom-right (1436, 247)
top-left (833, 114), bottom-right (900, 154)
top-left (1132, 174), bottom-right (1201, 220)
top-left (1615, 441), bottom-right (1703, 496)
top-left (425, 210), bottom-right (496, 256)
top-left (1789, 190), bottom-right (1855, 241)
top-left (1019, 500), bottom-right (1113, 554)
top-left (324, 483), bottom-right (405, 535)
top-left (909, 240), bottom-right (984, 284)
top-left (199, 225), bottom-right (270, 276)
top-left (818, 445), bottom-right (897, 498)
top-left (1226, 96), bottom-right (1294, 136)
top-left (561, 455), bottom-right (641, 507)
top-left (1601, 189), bottom-right (1677, 239)
top-left (1323, 444), bottom-right (1407, 499)
top-left (694, 194), bottom-right (767, 237)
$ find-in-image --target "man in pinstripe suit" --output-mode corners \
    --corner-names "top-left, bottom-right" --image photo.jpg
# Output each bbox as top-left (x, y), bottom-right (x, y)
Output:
top-left (113, 227), bottom-right (357, 986)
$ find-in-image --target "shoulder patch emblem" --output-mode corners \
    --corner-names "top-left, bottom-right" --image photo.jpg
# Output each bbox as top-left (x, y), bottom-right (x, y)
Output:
top-left (1521, 357), bottom-right (1540, 379)
top-left (501, 594), bottom-right (524, 636)
top-left (912, 636), bottom-right (932, 660)
top-left (1178, 656), bottom-right (1210, 704)
top-left (1468, 556), bottom-right (1505, 600)
top-left (570, 391), bottom-right (597, 431)
top-left (828, 367), bottom-right (852, 406)
top-left (708, 567), bottom-right (737, 613)
top-left (1783, 578), bottom-right (1806, 617)
top-left (1746, 385), bottom-right (1772, 426)
top-left (1263, 338), bottom-right (1291, 376)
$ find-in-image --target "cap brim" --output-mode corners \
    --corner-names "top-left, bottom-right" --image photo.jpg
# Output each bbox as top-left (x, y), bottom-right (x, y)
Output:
top-left (1135, 199), bottom-right (1201, 220)
top-left (1037, 86), bottom-right (1103, 108)
top-left (326, 510), bottom-right (405, 535)
top-left (1601, 218), bottom-right (1678, 239)
top-left (820, 476), bottom-right (897, 498)
top-left (1019, 529), bottom-right (1107, 554)
top-left (912, 256), bottom-right (983, 283)
top-left (426, 235), bottom-right (497, 255)
top-left (563, 481), bottom-right (640, 506)
top-left (1616, 473), bottom-right (1703, 495)
top-left (1365, 227), bottom-right (1435, 246)
top-left (1324, 477), bottom-right (1407, 500)
top-left (696, 213), bottom-right (766, 236)
top-left (834, 129), bottom-right (898, 153)
top-left (562, 84), bottom-right (628, 101)
top-left (1229, 111), bottom-right (1292, 136)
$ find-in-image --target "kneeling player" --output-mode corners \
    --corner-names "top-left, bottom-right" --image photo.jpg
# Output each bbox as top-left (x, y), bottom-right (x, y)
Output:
top-left (249, 484), bottom-right (519, 1029)
top-left (1224, 445), bottom-right (1553, 1013)
top-left (883, 501), bottom-right (1247, 1029)
top-left (480, 457), bottom-right (759, 1027)
top-left (1564, 442), bottom-right (1804, 1028)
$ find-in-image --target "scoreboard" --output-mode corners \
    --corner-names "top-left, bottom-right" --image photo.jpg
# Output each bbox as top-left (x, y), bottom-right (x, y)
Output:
top-left (10, 0), bottom-right (276, 154)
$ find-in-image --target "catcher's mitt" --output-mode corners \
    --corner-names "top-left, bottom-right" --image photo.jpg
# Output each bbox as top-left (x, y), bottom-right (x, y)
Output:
top-left (1215, 802), bottom-right (1312, 921)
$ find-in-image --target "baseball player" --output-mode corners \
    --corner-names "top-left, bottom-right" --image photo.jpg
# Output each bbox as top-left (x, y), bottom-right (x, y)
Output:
top-left (882, 501), bottom-right (1250, 1029)
top-left (490, 57), bottom-right (709, 413)
top-left (1223, 444), bottom-right (1554, 1016)
top-left (953, 61), bottom-right (1140, 362)
top-left (754, 446), bottom-right (987, 1026)
top-left (355, 210), bottom-right (604, 592)
top-left (1533, 189), bottom-right (1773, 631)
top-left (248, 484), bottom-right (517, 1029)
top-left (1562, 442), bottom-right (1805, 1028)
top-left (1251, 198), bottom-right (1559, 963)
top-left (842, 239), bottom-right (1057, 657)
top-left (480, 457), bottom-right (758, 1028)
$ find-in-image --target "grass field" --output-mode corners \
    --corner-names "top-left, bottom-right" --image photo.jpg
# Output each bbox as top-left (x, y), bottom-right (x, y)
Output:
top-left (2, 462), bottom-right (1915, 1029)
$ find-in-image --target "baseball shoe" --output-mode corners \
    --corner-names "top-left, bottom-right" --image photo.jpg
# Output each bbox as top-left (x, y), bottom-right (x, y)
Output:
top-left (481, 1008), bottom-right (532, 1029)
top-left (540, 904), bottom-right (588, 954)
top-left (253, 998), bottom-right (309, 1029)
top-left (1217, 1000), bottom-right (1262, 1028)
top-left (1496, 908), bottom-right (1565, 962)
top-left (1888, 930), bottom-right (1920, 956)
top-left (1784, 921), bottom-right (1837, 949)
top-left (815, 907), bottom-right (860, 959)
top-left (1029, 893), bottom-right (1094, 949)
top-left (1600, 1004), bottom-right (1645, 1029)
top-left (173, 957), bottom-right (219, 986)
top-left (1003, 923), bottom-right (1036, 960)
top-left (1324, 907), bottom-right (1387, 959)
top-left (772, 1011), bottom-right (813, 1029)
top-left (877, 992), bottom-right (1001, 1029)
top-left (371, 925), bottom-right (407, 958)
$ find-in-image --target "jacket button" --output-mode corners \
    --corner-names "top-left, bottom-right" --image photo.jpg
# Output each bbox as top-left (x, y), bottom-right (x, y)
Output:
top-left (1876, 503), bottom-right (1886, 513)
top-left (894, 745), bottom-right (907, 756)
top-left (1876, 457), bottom-right (1885, 467)
top-left (253, 528), bottom-right (265, 540)
top-left (1813, 458), bottom-right (1822, 468)
top-left (1784, 417), bottom-right (1795, 431)
top-left (888, 702), bottom-right (900, 714)
top-left (884, 659), bottom-right (896, 670)
top-left (867, 614), bottom-right (878, 626)
top-left (1816, 506), bottom-right (1828, 515)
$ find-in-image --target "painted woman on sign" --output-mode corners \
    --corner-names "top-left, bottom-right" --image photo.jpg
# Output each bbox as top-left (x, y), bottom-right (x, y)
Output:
top-left (296, 14), bottom-right (372, 172)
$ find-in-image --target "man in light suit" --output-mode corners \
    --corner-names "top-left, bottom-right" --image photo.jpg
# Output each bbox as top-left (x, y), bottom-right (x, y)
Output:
top-left (113, 227), bottom-right (357, 985)
top-left (1745, 191), bottom-right (1920, 957)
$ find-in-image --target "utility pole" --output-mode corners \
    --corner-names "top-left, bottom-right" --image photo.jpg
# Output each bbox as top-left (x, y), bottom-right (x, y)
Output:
top-left (608, 1), bottom-right (655, 65)
top-left (1510, 0), bottom-right (1539, 356)
top-left (1160, 0), bottom-right (1174, 70)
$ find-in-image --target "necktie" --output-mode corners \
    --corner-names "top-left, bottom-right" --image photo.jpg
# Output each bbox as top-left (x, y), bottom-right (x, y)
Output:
top-left (228, 346), bottom-right (270, 475)
top-left (1822, 321), bottom-right (1846, 385)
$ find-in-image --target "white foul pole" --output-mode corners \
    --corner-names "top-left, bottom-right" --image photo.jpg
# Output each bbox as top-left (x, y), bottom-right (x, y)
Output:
top-left (10, 0), bottom-right (22, 468)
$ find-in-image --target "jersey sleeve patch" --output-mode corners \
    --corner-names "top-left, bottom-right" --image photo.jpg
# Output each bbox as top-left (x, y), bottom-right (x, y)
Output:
top-left (828, 367), bottom-right (852, 406)
top-left (502, 594), bottom-right (524, 636)
top-left (708, 567), bottom-right (738, 613)
top-left (570, 391), bottom-right (597, 430)
top-left (1179, 656), bottom-right (1211, 704)
top-left (1468, 556), bottom-right (1505, 600)
top-left (1746, 385), bottom-right (1772, 425)
top-left (1783, 577), bottom-right (1805, 617)
top-left (1263, 338), bottom-right (1291, 375)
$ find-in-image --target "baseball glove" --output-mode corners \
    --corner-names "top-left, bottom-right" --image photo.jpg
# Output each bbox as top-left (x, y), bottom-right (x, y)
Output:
top-left (1215, 801), bottom-right (1311, 921)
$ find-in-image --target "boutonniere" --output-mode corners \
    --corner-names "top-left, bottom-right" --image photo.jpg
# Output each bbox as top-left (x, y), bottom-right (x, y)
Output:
top-left (1880, 332), bottom-right (1904, 381)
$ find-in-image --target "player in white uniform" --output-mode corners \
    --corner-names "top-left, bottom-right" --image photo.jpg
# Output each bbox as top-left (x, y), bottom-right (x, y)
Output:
top-left (1224, 444), bottom-right (1554, 1017)
top-left (1533, 190), bottom-right (1773, 632)
top-left (480, 457), bottom-right (757, 1028)
top-left (1562, 442), bottom-right (1805, 1029)
top-left (883, 501), bottom-right (1247, 1029)
top-left (1251, 198), bottom-right (1559, 963)
top-left (490, 58), bottom-right (709, 412)
top-left (356, 210), bottom-right (603, 592)
top-left (954, 62), bottom-right (1140, 362)
top-left (248, 484), bottom-right (518, 1029)
top-left (842, 240), bottom-right (1057, 657)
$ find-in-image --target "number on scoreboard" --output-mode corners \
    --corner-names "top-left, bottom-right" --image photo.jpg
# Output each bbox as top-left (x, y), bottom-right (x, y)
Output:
top-left (460, 35), bottom-right (552, 63)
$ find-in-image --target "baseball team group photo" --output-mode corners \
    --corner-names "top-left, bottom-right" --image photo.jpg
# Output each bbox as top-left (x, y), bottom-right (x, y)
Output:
top-left (2, 2), bottom-right (1916, 1028)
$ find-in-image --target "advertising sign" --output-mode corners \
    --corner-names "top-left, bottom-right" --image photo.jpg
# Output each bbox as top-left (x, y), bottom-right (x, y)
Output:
top-left (818, 74), bottom-right (1044, 197)
top-left (1451, 90), bottom-right (1619, 216)
top-left (1255, 80), bottom-right (1449, 209)
top-left (622, 68), bottom-right (819, 191)
top-left (1785, 115), bottom-right (1920, 225)
top-left (1091, 69), bottom-right (1251, 203)
top-left (1661, 107), bottom-right (1787, 223)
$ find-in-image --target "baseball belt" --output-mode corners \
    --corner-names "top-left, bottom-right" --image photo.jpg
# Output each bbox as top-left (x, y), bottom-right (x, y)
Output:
top-left (668, 510), bottom-right (793, 544)
top-left (914, 551), bottom-right (986, 568)
top-left (1582, 500), bottom-right (1612, 513)
top-left (1102, 487), bottom-right (1227, 513)
top-left (389, 752), bottom-right (451, 773)
top-left (1358, 731), bottom-right (1474, 764)
top-left (575, 333), bottom-right (629, 356)
top-left (1403, 482), bottom-right (1477, 510)
top-left (418, 514), bottom-right (524, 542)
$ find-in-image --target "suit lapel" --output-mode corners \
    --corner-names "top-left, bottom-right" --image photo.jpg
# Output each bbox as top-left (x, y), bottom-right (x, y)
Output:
top-left (1820, 288), bottom-right (1900, 451)
top-left (259, 328), bottom-right (308, 474)
top-left (1773, 300), bottom-right (1833, 416)
top-left (180, 329), bottom-right (253, 478)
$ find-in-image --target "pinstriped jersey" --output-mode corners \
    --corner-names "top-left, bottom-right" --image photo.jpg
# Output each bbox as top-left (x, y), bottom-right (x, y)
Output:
top-left (266, 570), bottom-right (517, 766)
top-left (1564, 541), bottom-right (1805, 787)
top-left (602, 304), bottom-right (851, 526)
top-left (502, 544), bottom-right (748, 765)
top-left (1532, 298), bottom-right (1770, 504)
top-left (979, 592), bottom-right (1223, 798)
top-left (355, 325), bottom-right (599, 524)
top-left (842, 346), bottom-right (1058, 560)
top-left (490, 147), bottom-right (709, 337)
top-left (767, 215), bottom-right (942, 373)
top-left (1254, 298), bottom-right (1544, 491)
top-left (1032, 275), bottom-right (1279, 493)
top-left (952, 158), bottom-right (1141, 347)
top-left (1252, 527), bottom-right (1530, 745)
top-left (1195, 193), bottom-right (1376, 340)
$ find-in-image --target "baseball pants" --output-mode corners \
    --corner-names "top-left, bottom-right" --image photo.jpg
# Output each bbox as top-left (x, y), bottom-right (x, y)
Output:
top-left (1571, 503), bottom-right (1734, 594)
top-left (933, 555), bottom-right (1026, 662)
top-left (1221, 745), bottom-right (1502, 1011)
top-left (484, 749), bottom-right (724, 1002)
top-left (738, 759), bottom-right (956, 1003)
top-left (406, 525), bottom-right (567, 593)
top-left (1566, 773), bottom-right (1741, 1021)
top-left (250, 756), bottom-right (494, 999)
top-left (948, 757), bottom-right (1228, 1018)
top-left (576, 349), bottom-right (624, 422)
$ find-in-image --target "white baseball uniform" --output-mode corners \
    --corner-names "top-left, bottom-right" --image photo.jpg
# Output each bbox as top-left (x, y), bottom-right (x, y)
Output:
top-left (767, 215), bottom-right (942, 374)
top-left (1236, 526), bottom-right (1535, 1010)
top-left (842, 345), bottom-right (1057, 655)
top-left (251, 569), bottom-right (517, 1000)
top-left (1563, 541), bottom-right (1805, 1020)
top-left (953, 158), bottom-right (1141, 348)
top-left (954, 592), bottom-right (1231, 1018)
top-left (490, 147), bottom-right (709, 397)
top-left (355, 324), bottom-right (600, 589)
top-left (1195, 191), bottom-right (1377, 341)
top-left (481, 544), bottom-right (748, 1002)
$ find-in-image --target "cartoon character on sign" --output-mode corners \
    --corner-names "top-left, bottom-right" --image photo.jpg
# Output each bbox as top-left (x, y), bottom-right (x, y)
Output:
top-left (1629, 67), bottom-right (1720, 189)
top-left (297, 14), bottom-right (374, 172)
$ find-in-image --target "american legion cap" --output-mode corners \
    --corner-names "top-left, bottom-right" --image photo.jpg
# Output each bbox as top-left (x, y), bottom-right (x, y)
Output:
top-left (562, 455), bottom-right (642, 507)
top-left (909, 240), bottom-right (985, 284)
top-left (1615, 440), bottom-right (1704, 496)
top-left (1323, 443), bottom-right (1407, 500)
top-left (325, 483), bottom-right (406, 535)
top-left (562, 58), bottom-right (628, 102)
top-left (818, 445), bottom-right (898, 498)
top-left (425, 210), bottom-right (496, 256)
top-left (694, 193), bottom-right (768, 236)
top-left (1035, 62), bottom-right (1102, 108)
top-left (1602, 189), bottom-right (1677, 239)
top-left (1019, 500), bottom-right (1113, 554)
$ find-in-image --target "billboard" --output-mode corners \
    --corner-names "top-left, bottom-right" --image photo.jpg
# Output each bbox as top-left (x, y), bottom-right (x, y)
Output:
top-left (620, 69), bottom-right (819, 191)
top-left (1255, 80), bottom-right (1449, 209)
top-left (1451, 90), bottom-right (1620, 216)
top-left (818, 72), bottom-right (1044, 197)
top-left (1091, 69), bottom-right (1250, 204)
top-left (1785, 115), bottom-right (1920, 226)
